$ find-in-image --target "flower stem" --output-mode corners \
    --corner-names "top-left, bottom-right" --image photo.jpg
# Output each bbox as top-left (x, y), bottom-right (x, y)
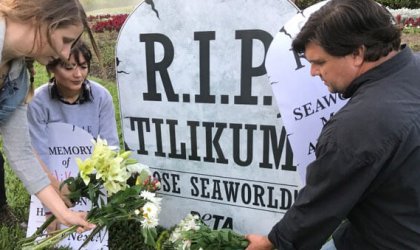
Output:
top-left (22, 225), bottom-right (77, 250)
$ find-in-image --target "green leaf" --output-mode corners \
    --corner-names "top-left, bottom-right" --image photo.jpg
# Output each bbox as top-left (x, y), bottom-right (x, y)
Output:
top-left (141, 227), bottom-right (157, 247)
top-left (78, 225), bottom-right (105, 250)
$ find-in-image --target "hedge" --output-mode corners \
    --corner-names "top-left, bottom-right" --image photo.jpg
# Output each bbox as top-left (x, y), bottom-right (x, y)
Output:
top-left (295, 0), bottom-right (420, 10)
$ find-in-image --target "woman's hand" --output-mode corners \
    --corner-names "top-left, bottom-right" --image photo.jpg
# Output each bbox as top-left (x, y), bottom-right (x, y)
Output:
top-left (59, 210), bottom-right (96, 233)
top-left (36, 185), bottom-right (96, 233)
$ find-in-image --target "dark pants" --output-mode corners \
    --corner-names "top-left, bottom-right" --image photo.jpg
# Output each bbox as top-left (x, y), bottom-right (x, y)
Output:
top-left (0, 153), bottom-right (5, 207)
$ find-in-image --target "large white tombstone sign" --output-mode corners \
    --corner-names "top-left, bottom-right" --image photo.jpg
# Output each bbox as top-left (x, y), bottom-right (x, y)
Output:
top-left (265, 0), bottom-right (347, 183)
top-left (117, 0), bottom-right (299, 234)
top-left (26, 123), bottom-right (108, 249)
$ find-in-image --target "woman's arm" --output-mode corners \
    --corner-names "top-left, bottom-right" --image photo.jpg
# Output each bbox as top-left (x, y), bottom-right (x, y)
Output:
top-left (1, 104), bottom-right (94, 231)
top-left (36, 185), bottom-right (95, 231)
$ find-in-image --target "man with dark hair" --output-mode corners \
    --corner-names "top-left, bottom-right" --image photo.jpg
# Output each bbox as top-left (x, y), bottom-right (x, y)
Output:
top-left (246, 0), bottom-right (420, 249)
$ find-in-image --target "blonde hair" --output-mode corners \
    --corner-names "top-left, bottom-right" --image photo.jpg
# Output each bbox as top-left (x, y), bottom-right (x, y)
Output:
top-left (0, 0), bottom-right (100, 61)
top-left (0, 0), bottom-right (101, 103)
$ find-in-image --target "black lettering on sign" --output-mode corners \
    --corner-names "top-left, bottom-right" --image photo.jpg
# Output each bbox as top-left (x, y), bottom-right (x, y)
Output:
top-left (140, 33), bottom-right (179, 102)
top-left (187, 120), bottom-right (201, 161)
top-left (320, 112), bottom-right (335, 126)
top-left (139, 30), bottom-right (276, 106)
top-left (153, 171), bottom-right (181, 194)
top-left (230, 123), bottom-right (256, 166)
top-left (74, 198), bottom-right (89, 206)
top-left (48, 146), bottom-right (92, 155)
top-left (308, 142), bottom-right (316, 155)
top-left (280, 25), bottom-right (306, 71)
top-left (190, 176), bottom-right (210, 198)
top-left (129, 117), bottom-right (150, 155)
top-left (167, 119), bottom-right (187, 159)
top-left (191, 210), bottom-right (233, 230)
top-left (188, 176), bottom-right (299, 210)
top-left (93, 230), bottom-right (106, 242)
top-left (152, 118), bottom-right (165, 157)
top-left (36, 207), bottom-right (44, 216)
top-left (224, 181), bottom-right (240, 202)
top-left (128, 117), bottom-right (296, 171)
top-left (293, 93), bottom-right (343, 121)
top-left (291, 49), bottom-right (306, 71)
top-left (194, 31), bottom-right (216, 104)
top-left (203, 122), bottom-right (228, 164)
top-left (260, 125), bottom-right (296, 171)
top-left (234, 30), bottom-right (273, 105)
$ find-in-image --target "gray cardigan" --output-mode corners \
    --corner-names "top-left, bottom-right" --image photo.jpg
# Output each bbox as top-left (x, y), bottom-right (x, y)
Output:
top-left (0, 17), bottom-right (50, 194)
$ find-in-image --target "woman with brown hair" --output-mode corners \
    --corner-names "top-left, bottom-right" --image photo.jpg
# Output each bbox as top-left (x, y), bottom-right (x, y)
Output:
top-left (0, 0), bottom-right (98, 231)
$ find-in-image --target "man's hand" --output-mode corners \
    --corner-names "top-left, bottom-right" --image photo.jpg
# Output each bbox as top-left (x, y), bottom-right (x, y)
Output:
top-left (246, 234), bottom-right (275, 250)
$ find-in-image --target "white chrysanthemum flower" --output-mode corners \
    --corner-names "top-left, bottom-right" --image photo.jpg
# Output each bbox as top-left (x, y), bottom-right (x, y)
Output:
top-left (134, 209), bottom-right (140, 215)
top-left (127, 162), bottom-right (151, 175)
top-left (142, 202), bottom-right (160, 219)
top-left (140, 190), bottom-right (155, 200)
top-left (140, 190), bottom-right (162, 206)
top-left (141, 216), bottom-right (158, 228)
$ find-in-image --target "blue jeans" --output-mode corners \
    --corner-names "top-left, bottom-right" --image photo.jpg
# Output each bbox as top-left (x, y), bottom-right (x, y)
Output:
top-left (0, 65), bottom-right (29, 124)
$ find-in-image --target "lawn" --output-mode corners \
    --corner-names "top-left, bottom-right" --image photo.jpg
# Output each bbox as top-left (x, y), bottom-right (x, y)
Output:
top-left (402, 30), bottom-right (420, 51)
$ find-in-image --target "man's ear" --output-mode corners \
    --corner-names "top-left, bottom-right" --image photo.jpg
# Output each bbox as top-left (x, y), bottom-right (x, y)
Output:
top-left (352, 46), bottom-right (365, 66)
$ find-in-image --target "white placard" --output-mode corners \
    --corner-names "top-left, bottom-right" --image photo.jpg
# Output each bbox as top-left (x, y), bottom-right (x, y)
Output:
top-left (26, 123), bottom-right (108, 249)
top-left (266, 0), bottom-right (348, 183)
top-left (116, 0), bottom-right (301, 234)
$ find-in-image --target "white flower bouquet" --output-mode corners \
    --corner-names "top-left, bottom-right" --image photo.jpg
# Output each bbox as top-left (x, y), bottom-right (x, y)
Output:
top-left (157, 214), bottom-right (249, 250)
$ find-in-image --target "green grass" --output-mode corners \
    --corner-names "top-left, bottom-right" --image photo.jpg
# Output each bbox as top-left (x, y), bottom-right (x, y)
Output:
top-left (0, 225), bottom-right (26, 250)
top-left (1, 163), bottom-right (28, 250)
top-left (81, 0), bottom-right (138, 12)
top-left (87, 5), bottom-right (134, 15)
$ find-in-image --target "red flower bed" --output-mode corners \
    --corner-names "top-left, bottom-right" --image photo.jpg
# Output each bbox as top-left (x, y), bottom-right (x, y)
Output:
top-left (396, 14), bottom-right (420, 28)
top-left (88, 14), bottom-right (129, 33)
